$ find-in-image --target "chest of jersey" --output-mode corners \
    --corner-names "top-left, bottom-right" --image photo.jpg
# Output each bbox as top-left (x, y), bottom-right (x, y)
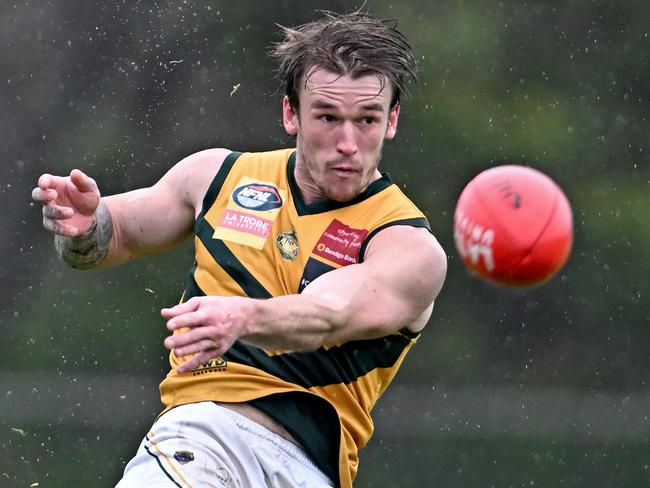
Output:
top-left (191, 148), bottom-right (425, 301)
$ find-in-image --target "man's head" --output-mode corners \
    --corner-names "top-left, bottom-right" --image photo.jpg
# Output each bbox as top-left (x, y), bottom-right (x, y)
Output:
top-left (271, 11), bottom-right (418, 203)
top-left (271, 10), bottom-right (418, 113)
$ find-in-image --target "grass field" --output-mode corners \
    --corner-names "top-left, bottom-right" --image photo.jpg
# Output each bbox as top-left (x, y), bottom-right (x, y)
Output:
top-left (2, 374), bottom-right (648, 487)
top-left (2, 423), bottom-right (649, 487)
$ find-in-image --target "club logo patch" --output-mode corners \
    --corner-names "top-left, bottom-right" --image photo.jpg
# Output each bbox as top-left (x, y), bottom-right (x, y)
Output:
top-left (233, 183), bottom-right (283, 211)
top-left (275, 230), bottom-right (299, 261)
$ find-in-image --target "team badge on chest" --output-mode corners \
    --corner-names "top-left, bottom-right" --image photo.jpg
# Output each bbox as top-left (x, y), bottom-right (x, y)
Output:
top-left (275, 230), bottom-right (299, 261)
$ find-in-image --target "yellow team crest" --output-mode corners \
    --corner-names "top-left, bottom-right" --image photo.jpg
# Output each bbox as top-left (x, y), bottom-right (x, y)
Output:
top-left (275, 230), bottom-right (299, 261)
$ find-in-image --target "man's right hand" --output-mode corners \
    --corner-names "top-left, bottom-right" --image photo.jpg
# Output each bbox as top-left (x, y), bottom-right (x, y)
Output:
top-left (30, 148), bottom-right (230, 268)
top-left (32, 169), bottom-right (101, 237)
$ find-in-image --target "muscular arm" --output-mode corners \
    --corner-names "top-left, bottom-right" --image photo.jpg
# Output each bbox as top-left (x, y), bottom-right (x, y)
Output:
top-left (164, 225), bottom-right (447, 372)
top-left (251, 225), bottom-right (445, 346)
top-left (49, 148), bottom-right (231, 268)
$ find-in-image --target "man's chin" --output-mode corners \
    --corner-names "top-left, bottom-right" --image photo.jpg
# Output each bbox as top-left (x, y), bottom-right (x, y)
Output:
top-left (324, 188), bottom-right (360, 202)
top-left (321, 177), bottom-right (369, 202)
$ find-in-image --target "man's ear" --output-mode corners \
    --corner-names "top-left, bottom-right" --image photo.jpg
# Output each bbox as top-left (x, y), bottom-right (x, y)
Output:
top-left (384, 103), bottom-right (400, 140)
top-left (282, 96), bottom-right (299, 136)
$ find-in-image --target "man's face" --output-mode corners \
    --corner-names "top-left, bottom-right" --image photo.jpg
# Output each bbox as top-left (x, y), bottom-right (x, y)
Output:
top-left (282, 68), bottom-right (400, 203)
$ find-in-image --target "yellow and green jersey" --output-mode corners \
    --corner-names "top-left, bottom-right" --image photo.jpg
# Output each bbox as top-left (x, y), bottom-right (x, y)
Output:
top-left (159, 148), bottom-right (431, 487)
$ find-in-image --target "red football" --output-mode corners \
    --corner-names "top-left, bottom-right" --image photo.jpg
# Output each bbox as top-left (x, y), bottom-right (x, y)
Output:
top-left (453, 165), bottom-right (573, 286)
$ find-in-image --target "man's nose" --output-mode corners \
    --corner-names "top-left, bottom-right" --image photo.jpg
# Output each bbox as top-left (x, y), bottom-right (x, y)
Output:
top-left (336, 122), bottom-right (358, 156)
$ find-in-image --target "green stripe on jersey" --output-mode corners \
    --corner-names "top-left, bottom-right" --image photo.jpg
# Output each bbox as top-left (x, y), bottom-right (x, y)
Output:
top-left (196, 151), bottom-right (242, 226)
top-left (224, 332), bottom-right (413, 388)
top-left (196, 219), bottom-right (272, 299)
top-left (182, 262), bottom-right (206, 301)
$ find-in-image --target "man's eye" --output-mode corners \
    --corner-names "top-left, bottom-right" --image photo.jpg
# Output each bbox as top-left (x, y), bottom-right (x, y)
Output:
top-left (321, 114), bottom-right (336, 122)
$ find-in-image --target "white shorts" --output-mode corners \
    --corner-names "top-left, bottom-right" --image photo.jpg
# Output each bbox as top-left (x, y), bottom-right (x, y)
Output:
top-left (115, 401), bottom-right (334, 488)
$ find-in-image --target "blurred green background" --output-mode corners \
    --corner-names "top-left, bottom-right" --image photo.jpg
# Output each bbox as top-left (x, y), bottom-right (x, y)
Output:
top-left (1, 0), bottom-right (648, 486)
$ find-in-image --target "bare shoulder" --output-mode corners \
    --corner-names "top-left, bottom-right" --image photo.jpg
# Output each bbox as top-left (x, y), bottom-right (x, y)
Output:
top-left (365, 225), bottom-right (446, 267)
top-left (364, 224), bottom-right (447, 302)
top-left (156, 148), bottom-right (232, 217)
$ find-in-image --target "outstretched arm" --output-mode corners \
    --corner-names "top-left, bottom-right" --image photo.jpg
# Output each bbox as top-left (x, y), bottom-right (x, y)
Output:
top-left (163, 225), bottom-right (447, 373)
top-left (32, 148), bottom-right (231, 269)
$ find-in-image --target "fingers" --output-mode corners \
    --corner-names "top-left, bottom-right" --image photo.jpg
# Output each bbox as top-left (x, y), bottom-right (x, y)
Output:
top-left (33, 170), bottom-right (98, 203)
top-left (40, 199), bottom-right (80, 236)
top-left (161, 297), bottom-right (201, 320)
top-left (37, 173), bottom-right (58, 190)
top-left (175, 350), bottom-right (219, 374)
top-left (171, 337), bottom-right (221, 358)
top-left (33, 174), bottom-right (61, 204)
top-left (43, 204), bottom-right (74, 220)
top-left (164, 311), bottom-right (204, 331)
top-left (166, 332), bottom-right (227, 374)
top-left (42, 215), bottom-right (80, 237)
top-left (164, 324), bottom-right (216, 350)
top-left (32, 187), bottom-right (56, 204)
top-left (161, 296), bottom-right (240, 374)
top-left (69, 169), bottom-right (99, 194)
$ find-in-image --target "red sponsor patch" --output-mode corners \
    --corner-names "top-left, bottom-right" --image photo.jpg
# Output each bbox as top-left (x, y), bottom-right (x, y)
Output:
top-left (312, 219), bottom-right (368, 266)
top-left (219, 209), bottom-right (273, 238)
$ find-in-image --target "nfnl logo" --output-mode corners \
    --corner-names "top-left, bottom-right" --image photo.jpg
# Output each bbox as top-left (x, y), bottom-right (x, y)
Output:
top-left (233, 183), bottom-right (283, 211)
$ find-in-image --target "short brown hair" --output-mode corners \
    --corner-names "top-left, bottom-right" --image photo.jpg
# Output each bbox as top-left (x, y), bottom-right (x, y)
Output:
top-left (270, 10), bottom-right (418, 112)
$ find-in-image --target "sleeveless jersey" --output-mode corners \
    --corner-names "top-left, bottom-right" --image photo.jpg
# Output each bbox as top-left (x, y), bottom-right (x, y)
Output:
top-left (159, 148), bottom-right (431, 487)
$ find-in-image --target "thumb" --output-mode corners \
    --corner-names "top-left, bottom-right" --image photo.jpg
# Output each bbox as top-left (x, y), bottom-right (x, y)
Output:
top-left (70, 169), bottom-right (99, 194)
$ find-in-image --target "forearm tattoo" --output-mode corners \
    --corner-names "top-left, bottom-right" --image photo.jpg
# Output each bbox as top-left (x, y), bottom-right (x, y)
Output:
top-left (54, 202), bottom-right (114, 269)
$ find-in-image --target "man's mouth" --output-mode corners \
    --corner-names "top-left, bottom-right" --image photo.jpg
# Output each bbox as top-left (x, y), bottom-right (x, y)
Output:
top-left (330, 165), bottom-right (359, 178)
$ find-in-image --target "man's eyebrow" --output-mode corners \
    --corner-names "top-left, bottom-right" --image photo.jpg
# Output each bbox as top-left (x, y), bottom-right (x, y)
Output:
top-left (360, 102), bottom-right (385, 112)
top-left (310, 100), bottom-right (337, 110)
top-left (309, 100), bottom-right (385, 112)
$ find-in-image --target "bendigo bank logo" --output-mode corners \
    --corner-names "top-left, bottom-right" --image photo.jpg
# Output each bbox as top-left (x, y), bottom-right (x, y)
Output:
top-left (233, 183), bottom-right (283, 211)
top-left (312, 219), bottom-right (368, 267)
